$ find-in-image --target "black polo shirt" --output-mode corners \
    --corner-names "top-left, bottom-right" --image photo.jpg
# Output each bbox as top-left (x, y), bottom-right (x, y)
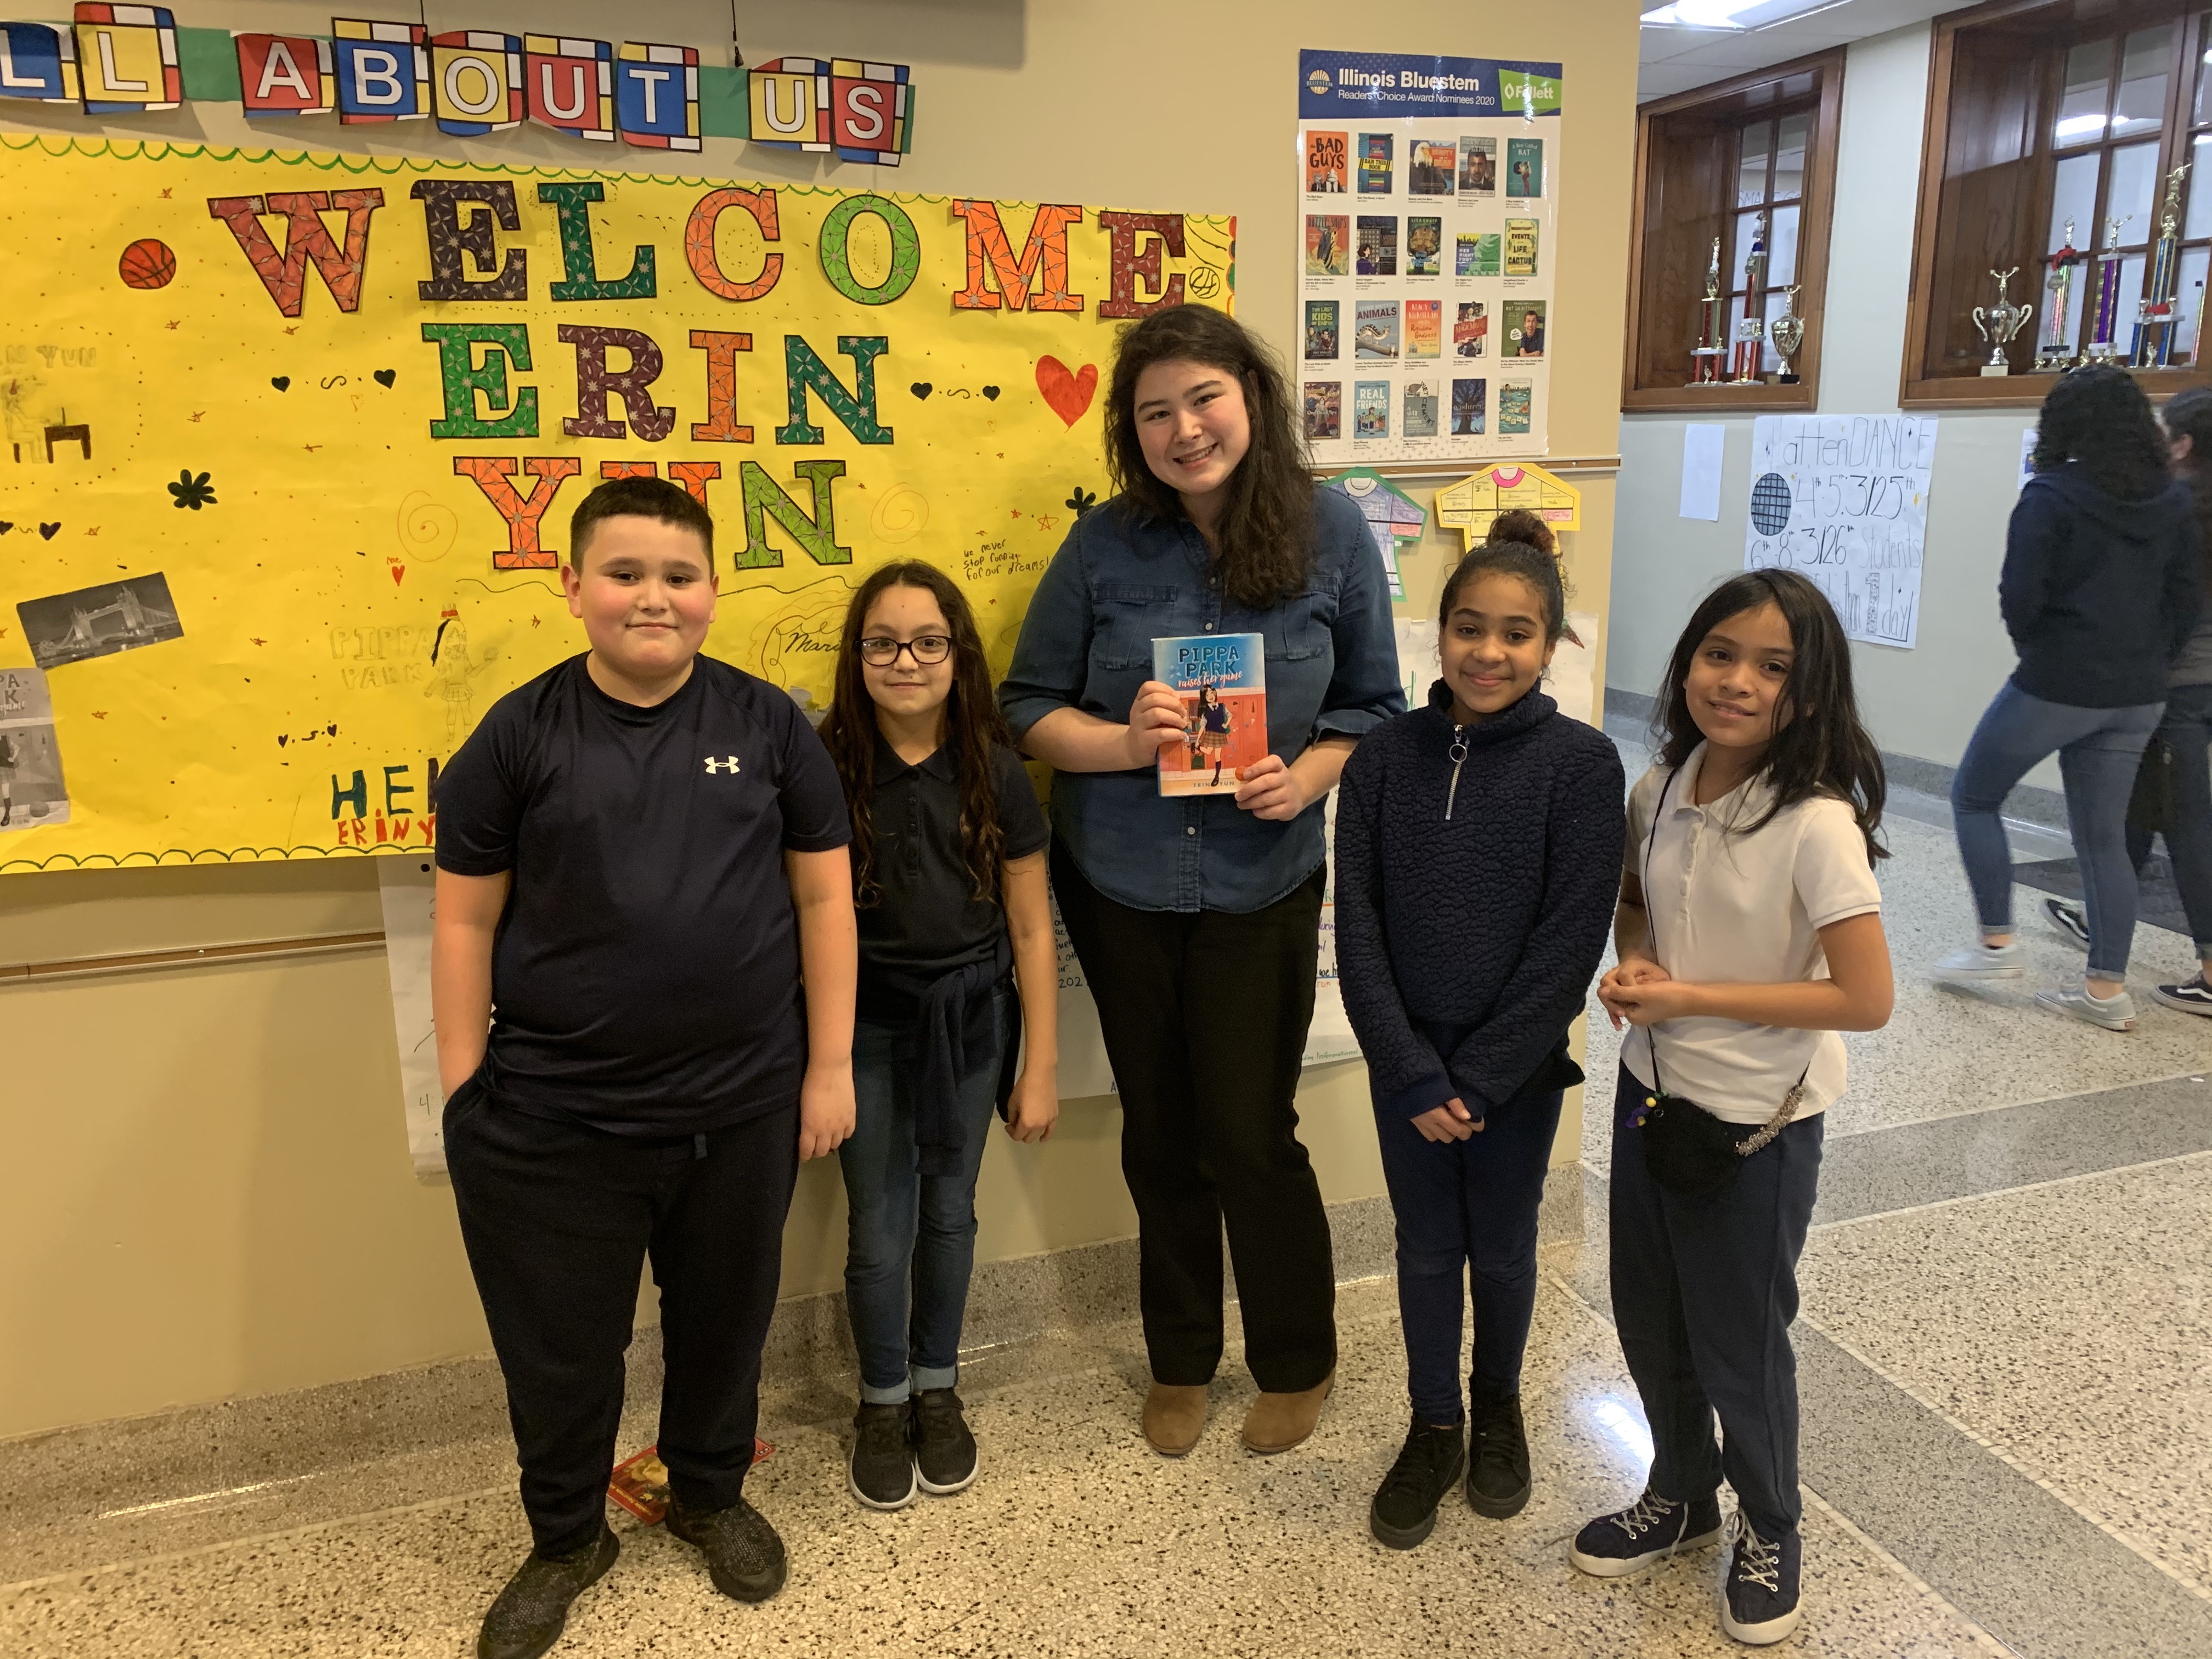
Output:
top-left (435, 653), bottom-right (851, 1135)
top-left (858, 736), bottom-right (1049, 985)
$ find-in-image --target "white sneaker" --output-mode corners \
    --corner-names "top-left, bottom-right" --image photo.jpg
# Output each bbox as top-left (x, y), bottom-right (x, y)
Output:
top-left (2034, 979), bottom-right (2137, 1031)
top-left (1933, 941), bottom-right (2025, 985)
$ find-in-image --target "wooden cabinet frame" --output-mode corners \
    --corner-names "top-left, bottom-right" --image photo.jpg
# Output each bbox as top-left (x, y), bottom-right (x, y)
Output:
top-left (1622, 49), bottom-right (1844, 413)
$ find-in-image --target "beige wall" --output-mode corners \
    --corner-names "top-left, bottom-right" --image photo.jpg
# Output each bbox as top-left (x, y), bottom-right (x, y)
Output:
top-left (0, 0), bottom-right (1643, 1439)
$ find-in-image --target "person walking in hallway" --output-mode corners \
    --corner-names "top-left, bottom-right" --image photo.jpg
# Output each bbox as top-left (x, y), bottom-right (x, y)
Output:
top-left (999, 304), bottom-right (1403, 1460)
top-left (1933, 366), bottom-right (2204, 1029)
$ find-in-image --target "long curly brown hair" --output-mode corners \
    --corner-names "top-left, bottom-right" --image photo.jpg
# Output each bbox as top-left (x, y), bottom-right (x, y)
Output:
top-left (820, 561), bottom-right (1013, 906)
top-left (1102, 305), bottom-right (1315, 609)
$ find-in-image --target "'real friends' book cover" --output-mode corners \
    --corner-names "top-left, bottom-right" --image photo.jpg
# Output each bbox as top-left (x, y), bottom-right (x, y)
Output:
top-left (1154, 633), bottom-right (1267, 796)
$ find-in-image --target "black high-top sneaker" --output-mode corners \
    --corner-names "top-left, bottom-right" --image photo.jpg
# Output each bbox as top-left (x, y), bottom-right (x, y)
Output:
top-left (1368, 1416), bottom-right (1468, 1549)
top-left (1465, 1389), bottom-right (1531, 1518)
top-left (1720, 1514), bottom-right (1802, 1645)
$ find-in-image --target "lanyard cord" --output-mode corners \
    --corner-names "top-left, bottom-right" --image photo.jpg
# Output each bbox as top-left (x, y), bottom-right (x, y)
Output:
top-left (1638, 765), bottom-right (1680, 1096)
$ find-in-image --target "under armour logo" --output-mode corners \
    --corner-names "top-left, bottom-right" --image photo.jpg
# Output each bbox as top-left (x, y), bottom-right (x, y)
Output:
top-left (702, 755), bottom-right (741, 775)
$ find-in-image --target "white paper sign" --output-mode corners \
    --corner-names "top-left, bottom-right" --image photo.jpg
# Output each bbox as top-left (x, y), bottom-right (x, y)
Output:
top-left (376, 857), bottom-right (445, 1180)
top-left (1744, 414), bottom-right (1939, 649)
top-left (1679, 422), bottom-right (1724, 520)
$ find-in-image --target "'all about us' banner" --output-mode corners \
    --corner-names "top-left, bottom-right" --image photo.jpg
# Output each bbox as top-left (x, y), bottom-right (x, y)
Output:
top-left (0, 134), bottom-right (1233, 872)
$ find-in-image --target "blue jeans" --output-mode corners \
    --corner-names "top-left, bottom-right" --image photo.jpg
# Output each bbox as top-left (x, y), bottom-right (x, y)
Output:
top-left (1951, 681), bottom-right (2163, 977)
top-left (838, 988), bottom-right (1008, 1404)
top-left (1373, 1079), bottom-right (1562, 1424)
top-left (2126, 682), bottom-right (2212, 958)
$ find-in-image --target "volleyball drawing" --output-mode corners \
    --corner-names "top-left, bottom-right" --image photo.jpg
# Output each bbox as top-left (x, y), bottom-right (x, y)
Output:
top-left (117, 239), bottom-right (177, 290)
top-left (1750, 470), bottom-right (1792, 536)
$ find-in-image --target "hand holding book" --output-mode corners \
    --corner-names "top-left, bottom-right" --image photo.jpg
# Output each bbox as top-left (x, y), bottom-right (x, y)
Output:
top-left (1122, 680), bottom-right (1191, 770)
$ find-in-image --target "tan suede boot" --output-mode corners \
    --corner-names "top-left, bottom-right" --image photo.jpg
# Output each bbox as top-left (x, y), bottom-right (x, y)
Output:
top-left (1240, 1370), bottom-right (1334, 1454)
top-left (1142, 1382), bottom-right (1210, 1456)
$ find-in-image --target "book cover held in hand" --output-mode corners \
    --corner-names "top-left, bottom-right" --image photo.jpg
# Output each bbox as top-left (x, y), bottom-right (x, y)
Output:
top-left (1154, 632), bottom-right (1267, 797)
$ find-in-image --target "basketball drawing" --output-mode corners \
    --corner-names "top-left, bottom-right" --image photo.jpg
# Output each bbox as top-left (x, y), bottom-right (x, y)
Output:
top-left (1750, 470), bottom-right (1792, 537)
top-left (118, 239), bottom-right (176, 290)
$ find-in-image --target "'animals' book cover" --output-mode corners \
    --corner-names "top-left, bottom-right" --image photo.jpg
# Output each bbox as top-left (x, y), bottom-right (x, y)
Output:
top-left (1154, 633), bottom-right (1267, 797)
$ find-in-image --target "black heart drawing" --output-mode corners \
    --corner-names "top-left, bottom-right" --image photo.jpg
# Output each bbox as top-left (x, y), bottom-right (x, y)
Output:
top-left (326, 723), bottom-right (337, 736)
top-left (910, 381), bottom-right (933, 399)
top-left (38, 522), bottom-right (60, 539)
top-left (276, 734), bottom-right (287, 747)
top-left (981, 385), bottom-right (1001, 400)
top-left (270, 376), bottom-right (290, 392)
top-left (373, 369), bottom-right (396, 388)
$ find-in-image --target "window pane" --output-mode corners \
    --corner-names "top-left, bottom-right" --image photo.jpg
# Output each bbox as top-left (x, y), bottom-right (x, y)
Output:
top-left (2109, 140), bottom-right (2162, 240)
top-left (2195, 16), bottom-right (2212, 127)
top-left (1767, 204), bottom-right (1802, 288)
top-left (2190, 136), bottom-right (2212, 239)
top-left (2056, 37), bottom-right (2114, 146)
top-left (2050, 150), bottom-right (2101, 252)
top-left (1774, 112), bottom-right (1809, 201)
top-left (1737, 121), bottom-right (1771, 208)
top-left (2173, 244), bottom-right (2210, 362)
top-left (2112, 24), bottom-right (2174, 139)
top-left (1733, 209), bottom-right (1772, 290)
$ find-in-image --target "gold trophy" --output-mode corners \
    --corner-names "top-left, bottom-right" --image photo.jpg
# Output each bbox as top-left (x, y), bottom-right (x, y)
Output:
top-left (1972, 267), bottom-right (2032, 376)
top-left (1769, 283), bottom-right (1804, 383)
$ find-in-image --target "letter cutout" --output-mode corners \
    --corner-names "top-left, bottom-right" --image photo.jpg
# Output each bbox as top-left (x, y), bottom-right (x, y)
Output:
top-left (539, 182), bottom-right (657, 300)
top-left (1097, 212), bottom-right (1188, 319)
top-left (412, 180), bottom-right (527, 301)
top-left (685, 187), bottom-right (783, 302)
top-left (735, 460), bottom-right (850, 567)
top-left (422, 324), bottom-right (538, 438)
top-left (689, 331), bottom-right (754, 443)
top-left (951, 202), bottom-right (1084, 313)
top-left (452, 456), bottom-right (581, 568)
top-left (206, 190), bottom-right (385, 318)
top-left (560, 325), bottom-right (675, 442)
top-left (778, 335), bottom-right (891, 445)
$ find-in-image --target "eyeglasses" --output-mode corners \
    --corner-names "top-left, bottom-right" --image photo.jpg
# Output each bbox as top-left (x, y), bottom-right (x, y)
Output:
top-left (858, 634), bottom-right (952, 667)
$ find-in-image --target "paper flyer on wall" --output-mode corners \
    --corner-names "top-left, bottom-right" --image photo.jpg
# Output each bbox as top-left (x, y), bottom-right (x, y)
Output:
top-left (1297, 48), bottom-right (1561, 465)
top-left (376, 857), bottom-right (447, 1179)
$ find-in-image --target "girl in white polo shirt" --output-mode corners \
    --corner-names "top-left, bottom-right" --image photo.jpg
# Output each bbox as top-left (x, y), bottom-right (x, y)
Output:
top-left (1567, 569), bottom-right (1893, 1648)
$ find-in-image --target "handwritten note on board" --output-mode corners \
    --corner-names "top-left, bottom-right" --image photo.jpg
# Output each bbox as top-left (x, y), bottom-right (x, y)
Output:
top-left (1743, 415), bottom-right (1939, 650)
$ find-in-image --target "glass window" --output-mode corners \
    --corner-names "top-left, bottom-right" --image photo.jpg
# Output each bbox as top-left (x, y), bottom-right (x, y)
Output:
top-left (2050, 151), bottom-right (2101, 251)
top-left (2108, 139), bottom-right (2163, 238)
top-left (2188, 136), bottom-right (2212, 239)
top-left (2194, 18), bottom-right (2212, 126)
top-left (2112, 24), bottom-right (2175, 138)
top-left (2057, 37), bottom-right (2115, 146)
top-left (1733, 208), bottom-right (1770, 286)
top-left (1737, 121), bottom-right (1771, 208)
top-left (1774, 112), bottom-right (1810, 200)
top-left (2175, 246), bottom-right (2211, 358)
top-left (1767, 204), bottom-right (1802, 287)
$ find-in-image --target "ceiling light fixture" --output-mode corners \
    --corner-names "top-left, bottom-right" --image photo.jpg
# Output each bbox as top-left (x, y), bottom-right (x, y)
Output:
top-left (1641, 0), bottom-right (1852, 30)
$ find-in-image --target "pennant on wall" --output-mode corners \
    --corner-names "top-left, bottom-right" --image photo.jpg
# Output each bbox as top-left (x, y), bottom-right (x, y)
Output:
top-left (524, 35), bottom-right (613, 143)
top-left (830, 59), bottom-right (910, 166)
top-left (0, 21), bottom-right (80, 103)
top-left (74, 3), bottom-right (181, 115)
top-left (430, 30), bottom-right (522, 137)
top-left (614, 41), bottom-right (698, 151)
top-left (331, 16), bottom-right (427, 124)
top-left (235, 33), bottom-right (335, 117)
top-left (749, 55), bottom-right (831, 154)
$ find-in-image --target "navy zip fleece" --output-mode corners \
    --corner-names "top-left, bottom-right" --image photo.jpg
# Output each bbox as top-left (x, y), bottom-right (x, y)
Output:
top-left (1334, 681), bottom-right (1626, 1121)
top-left (2001, 462), bottom-right (2204, 708)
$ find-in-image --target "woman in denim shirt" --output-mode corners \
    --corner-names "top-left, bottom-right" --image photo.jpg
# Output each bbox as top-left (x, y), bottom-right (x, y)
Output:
top-left (1000, 306), bottom-right (1403, 1459)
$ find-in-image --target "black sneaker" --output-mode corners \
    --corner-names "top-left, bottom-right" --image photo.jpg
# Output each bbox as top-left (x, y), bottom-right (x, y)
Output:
top-left (848, 1401), bottom-right (918, 1511)
top-left (2043, 896), bottom-right (2091, 950)
top-left (1466, 1389), bottom-right (1531, 1519)
top-left (1567, 1486), bottom-right (1724, 1577)
top-left (477, 1525), bottom-right (618, 1659)
top-left (912, 1388), bottom-right (979, 1496)
top-left (1719, 1515), bottom-right (1802, 1645)
top-left (2153, 974), bottom-right (2212, 1016)
top-left (664, 1493), bottom-right (788, 1603)
top-left (1368, 1417), bottom-right (1467, 1550)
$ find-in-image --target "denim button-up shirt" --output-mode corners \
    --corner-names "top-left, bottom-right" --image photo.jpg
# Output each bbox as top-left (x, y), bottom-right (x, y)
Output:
top-left (999, 484), bottom-right (1406, 913)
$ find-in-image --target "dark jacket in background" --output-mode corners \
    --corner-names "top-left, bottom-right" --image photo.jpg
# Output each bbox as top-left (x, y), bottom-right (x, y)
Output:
top-left (1334, 682), bottom-right (1625, 1120)
top-left (2001, 462), bottom-right (2204, 707)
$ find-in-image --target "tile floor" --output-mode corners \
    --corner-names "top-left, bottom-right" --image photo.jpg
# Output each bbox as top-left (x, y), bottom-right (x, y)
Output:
top-left (3, 741), bottom-right (2208, 1657)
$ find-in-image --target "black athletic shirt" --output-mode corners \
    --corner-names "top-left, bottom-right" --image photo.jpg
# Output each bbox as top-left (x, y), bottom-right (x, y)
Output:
top-left (857, 736), bottom-right (1050, 988)
top-left (436, 653), bottom-right (851, 1135)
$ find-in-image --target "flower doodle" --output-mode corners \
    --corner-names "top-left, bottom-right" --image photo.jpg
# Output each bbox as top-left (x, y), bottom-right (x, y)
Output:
top-left (167, 469), bottom-right (216, 510)
top-left (1064, 486), bottom-right (1098, 517)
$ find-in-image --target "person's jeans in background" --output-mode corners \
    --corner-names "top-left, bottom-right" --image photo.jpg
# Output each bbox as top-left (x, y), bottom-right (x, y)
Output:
top-left (2124, 681), bottom-right (2212, 961)
top-left (838, 988), bottom-right (1009, 1405)
top-left (1951, 681), bottom-right (2163, 978)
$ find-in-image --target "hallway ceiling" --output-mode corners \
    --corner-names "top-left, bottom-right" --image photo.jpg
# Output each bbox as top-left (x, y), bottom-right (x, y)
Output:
top-left (1638, 0), bottom-right (1968, 101)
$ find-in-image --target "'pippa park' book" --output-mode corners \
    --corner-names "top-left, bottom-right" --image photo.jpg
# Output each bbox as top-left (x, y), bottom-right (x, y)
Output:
top-left (1153, 633), bottom-right (1267, 797)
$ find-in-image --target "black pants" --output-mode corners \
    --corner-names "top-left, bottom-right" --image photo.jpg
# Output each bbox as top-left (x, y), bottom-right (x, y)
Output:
top-left (1607, 1063), bottom-right (1822, 1541)
top-left (1052, 845), bottom-right (1335, 1392)
top-left (445, 1079), bottom-right (799, 1556)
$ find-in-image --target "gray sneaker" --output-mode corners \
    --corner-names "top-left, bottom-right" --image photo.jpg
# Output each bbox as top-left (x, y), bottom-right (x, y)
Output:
top-left (1933, 940), bottom-right (2025, 985)
top-left (2034, 978), bottom-right (2137, 1031)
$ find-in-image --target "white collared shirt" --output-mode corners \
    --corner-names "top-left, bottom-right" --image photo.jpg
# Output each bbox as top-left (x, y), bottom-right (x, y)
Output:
top-left (1622, 743), bottom-right (1883, 1125)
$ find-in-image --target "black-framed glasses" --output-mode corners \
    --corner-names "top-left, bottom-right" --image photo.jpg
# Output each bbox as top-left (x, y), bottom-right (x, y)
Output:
top-left (858, 634), bottom-right (952, 667)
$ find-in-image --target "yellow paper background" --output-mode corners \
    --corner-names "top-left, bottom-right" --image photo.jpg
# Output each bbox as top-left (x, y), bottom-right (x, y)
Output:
top-left (0, 134), bottom-right (1233, 871)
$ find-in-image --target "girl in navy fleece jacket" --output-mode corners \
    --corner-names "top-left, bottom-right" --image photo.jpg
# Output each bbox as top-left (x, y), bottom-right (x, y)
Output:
top-left (1335, 540), bottom-right (1625, 1550)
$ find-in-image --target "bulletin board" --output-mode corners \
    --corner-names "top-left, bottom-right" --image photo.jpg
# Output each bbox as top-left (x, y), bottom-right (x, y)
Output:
top-left (0, 133), bottom-right (1232, 871)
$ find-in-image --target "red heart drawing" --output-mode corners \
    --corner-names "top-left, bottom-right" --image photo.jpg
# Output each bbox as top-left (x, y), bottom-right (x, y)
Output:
top-left (390, 563), bottom-right (406, 586)
top-left (1035, 357), bottom-right (1099, 430)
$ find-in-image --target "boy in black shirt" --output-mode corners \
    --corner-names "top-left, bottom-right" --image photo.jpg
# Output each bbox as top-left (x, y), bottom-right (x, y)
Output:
top-left (432, 477), bottom-right (856, 1658)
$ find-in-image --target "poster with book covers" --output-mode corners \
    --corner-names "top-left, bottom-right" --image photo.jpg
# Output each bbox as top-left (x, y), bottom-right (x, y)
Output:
top-left (1297, 48), bottom-right (1561, 463)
